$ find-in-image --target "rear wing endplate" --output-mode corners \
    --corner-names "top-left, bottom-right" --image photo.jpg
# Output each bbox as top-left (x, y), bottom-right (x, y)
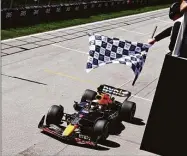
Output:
top-left (97, 84), bottom-right (131, 98)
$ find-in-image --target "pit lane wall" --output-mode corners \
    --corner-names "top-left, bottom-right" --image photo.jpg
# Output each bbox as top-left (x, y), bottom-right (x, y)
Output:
top-left (1, 0), bottom-right (147, 29)
top-left (140, 12), bottom-right (187, 156)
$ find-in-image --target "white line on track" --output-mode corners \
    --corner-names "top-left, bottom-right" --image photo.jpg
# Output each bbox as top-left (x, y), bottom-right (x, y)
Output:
top-left (52, 44), bottom-right (88, 54)
top-left (154, 18), bottom-right (173, 24)
top-left (117, 28), bottom-right (146, 35)
top-left (117, 81), bottom-right (152, 102)
top-left (117, 80), bottom-right (132, 88)
top-left (131, 95), bottom-right (152, 102)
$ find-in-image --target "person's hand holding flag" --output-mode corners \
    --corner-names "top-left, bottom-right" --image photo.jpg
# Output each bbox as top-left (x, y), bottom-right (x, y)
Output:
top-left (147, 26), bottom-right (158, 45)
top-left (148, 38), bottom-right (156, 45)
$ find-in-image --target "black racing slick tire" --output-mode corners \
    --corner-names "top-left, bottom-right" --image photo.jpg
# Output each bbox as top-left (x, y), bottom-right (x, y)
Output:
top-left (81, 89), bottom-right (97, 102)
top-left (94, 120), bottom-right (109, 141)
top-left (46, 105), bottom-right (64, 126)
top-left (119, 101), bottom-right (136, 121)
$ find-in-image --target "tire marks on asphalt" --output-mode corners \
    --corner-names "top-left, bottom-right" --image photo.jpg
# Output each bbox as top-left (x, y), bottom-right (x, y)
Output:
top-left (2, 74), bottom-right (47, 86)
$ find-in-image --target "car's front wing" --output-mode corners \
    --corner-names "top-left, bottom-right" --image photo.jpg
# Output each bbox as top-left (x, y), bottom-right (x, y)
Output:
top-left (38, 115), bottom-right (96, 146)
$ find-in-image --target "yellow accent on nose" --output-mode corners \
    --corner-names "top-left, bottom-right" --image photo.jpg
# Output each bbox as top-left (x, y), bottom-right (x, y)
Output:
top-left (62, 124), bottom-right (76, 136)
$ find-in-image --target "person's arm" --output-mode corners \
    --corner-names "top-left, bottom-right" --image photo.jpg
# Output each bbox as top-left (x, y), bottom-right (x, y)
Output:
top-left (169, 21), bottom-right (181, 51)
top-left (154, 26), bottom-right (172, 41)
top-left (148, 26), bottom-right (172, 44)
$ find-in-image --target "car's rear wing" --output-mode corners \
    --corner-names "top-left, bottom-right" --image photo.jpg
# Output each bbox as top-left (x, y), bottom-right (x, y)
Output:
top-left (97, 84), bottom-right (131, 98)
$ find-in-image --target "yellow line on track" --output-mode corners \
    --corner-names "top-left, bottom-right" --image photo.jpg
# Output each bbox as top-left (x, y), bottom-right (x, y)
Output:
top-left (44, 69), bottom-right (98, 86)
top-left (44, 69), bottom-right (152, 102)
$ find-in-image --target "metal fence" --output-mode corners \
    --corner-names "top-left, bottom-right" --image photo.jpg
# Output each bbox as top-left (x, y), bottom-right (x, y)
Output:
top-left (1, 0), bottom-right (125, 8)
top-left (2, 0), bottom-right (149, 29)
top-left (3, 0), bottom-right (177, 8)
top-left (1, 0), bottom-right (77, 8)
top-left (3, 0), bottom-right (177, 9)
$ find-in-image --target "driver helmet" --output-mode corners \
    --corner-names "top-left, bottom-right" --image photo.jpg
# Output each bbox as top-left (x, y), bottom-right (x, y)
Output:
top-left (91, 99), bottom-right (99, 105)
top-left (169, 2), bottom-right (183, 20)
top-left (90, 99), bottom-right (99, 109)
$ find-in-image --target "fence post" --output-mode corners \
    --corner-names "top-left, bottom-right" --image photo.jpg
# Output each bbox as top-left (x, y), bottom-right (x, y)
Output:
top-left (25, 0), bottom-right (27, 7)
top-left (10, 0), bottom-right (14, 8)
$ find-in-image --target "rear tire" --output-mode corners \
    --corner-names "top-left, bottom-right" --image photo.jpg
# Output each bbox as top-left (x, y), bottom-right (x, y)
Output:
top-left (118, 101), bottom-right (136, 121)
top-left (81, 89), bottom-right (97, 102)
top-left (46, 105), bottom-right (64, 126)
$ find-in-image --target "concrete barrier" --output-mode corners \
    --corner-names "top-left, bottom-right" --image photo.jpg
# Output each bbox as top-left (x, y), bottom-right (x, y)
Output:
top-left (1, 0), bottom-right (147, 29)
top-left (140, 12), bottom-right (187, 156)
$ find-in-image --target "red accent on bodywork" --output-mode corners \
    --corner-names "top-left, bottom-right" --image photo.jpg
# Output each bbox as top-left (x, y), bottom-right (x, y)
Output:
top-left (98, 93), bottom-right (113, 105)
top-left (74, 124), bottom-right (78, 128)
top-left (42, 127), bottom-right (96, 146)
top-left (75, 138), bottom-right (96, 146)
top-left (43, 127), bottom-right (62, 137)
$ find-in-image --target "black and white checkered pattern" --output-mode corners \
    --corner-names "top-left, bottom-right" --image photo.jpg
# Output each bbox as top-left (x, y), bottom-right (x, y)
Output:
top-left (86, 33), bottom-right (151, 85)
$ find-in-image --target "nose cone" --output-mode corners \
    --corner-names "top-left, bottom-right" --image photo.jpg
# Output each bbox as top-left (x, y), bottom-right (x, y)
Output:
top-left (62, 124), bottom-right (77, 136)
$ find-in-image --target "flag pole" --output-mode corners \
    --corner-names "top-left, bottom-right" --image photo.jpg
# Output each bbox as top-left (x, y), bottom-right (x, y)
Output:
top-left (151, 26), bottom-right (158, 39)
top-left (132, 74), bottom-right (138, 86)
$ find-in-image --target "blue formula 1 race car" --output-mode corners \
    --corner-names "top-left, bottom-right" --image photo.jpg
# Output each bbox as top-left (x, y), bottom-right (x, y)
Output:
top-left (38, 84), bottom-right (136, 146)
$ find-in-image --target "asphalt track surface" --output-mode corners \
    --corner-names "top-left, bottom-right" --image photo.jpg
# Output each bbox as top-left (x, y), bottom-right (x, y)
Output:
top-left (2, 8), bottom-right (173, 156)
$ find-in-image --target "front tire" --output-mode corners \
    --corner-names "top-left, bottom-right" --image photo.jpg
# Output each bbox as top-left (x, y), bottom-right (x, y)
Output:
top-left (93, 119), bottom-right (109, 142)
top-left (46, 105), bottom-right (64, 126)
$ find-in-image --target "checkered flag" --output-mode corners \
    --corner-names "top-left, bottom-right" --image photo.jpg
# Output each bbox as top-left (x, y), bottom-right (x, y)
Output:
top-left (86, 33), bottom-right (152, 85)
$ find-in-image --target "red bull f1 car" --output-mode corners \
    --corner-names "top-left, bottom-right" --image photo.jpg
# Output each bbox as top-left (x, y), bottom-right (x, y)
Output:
top-left (38, 84), bottom-right (136, 146)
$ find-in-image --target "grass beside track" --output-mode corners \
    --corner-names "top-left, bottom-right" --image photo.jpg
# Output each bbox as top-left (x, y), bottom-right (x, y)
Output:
top-left (1, 4), bottom-right (170, 40)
